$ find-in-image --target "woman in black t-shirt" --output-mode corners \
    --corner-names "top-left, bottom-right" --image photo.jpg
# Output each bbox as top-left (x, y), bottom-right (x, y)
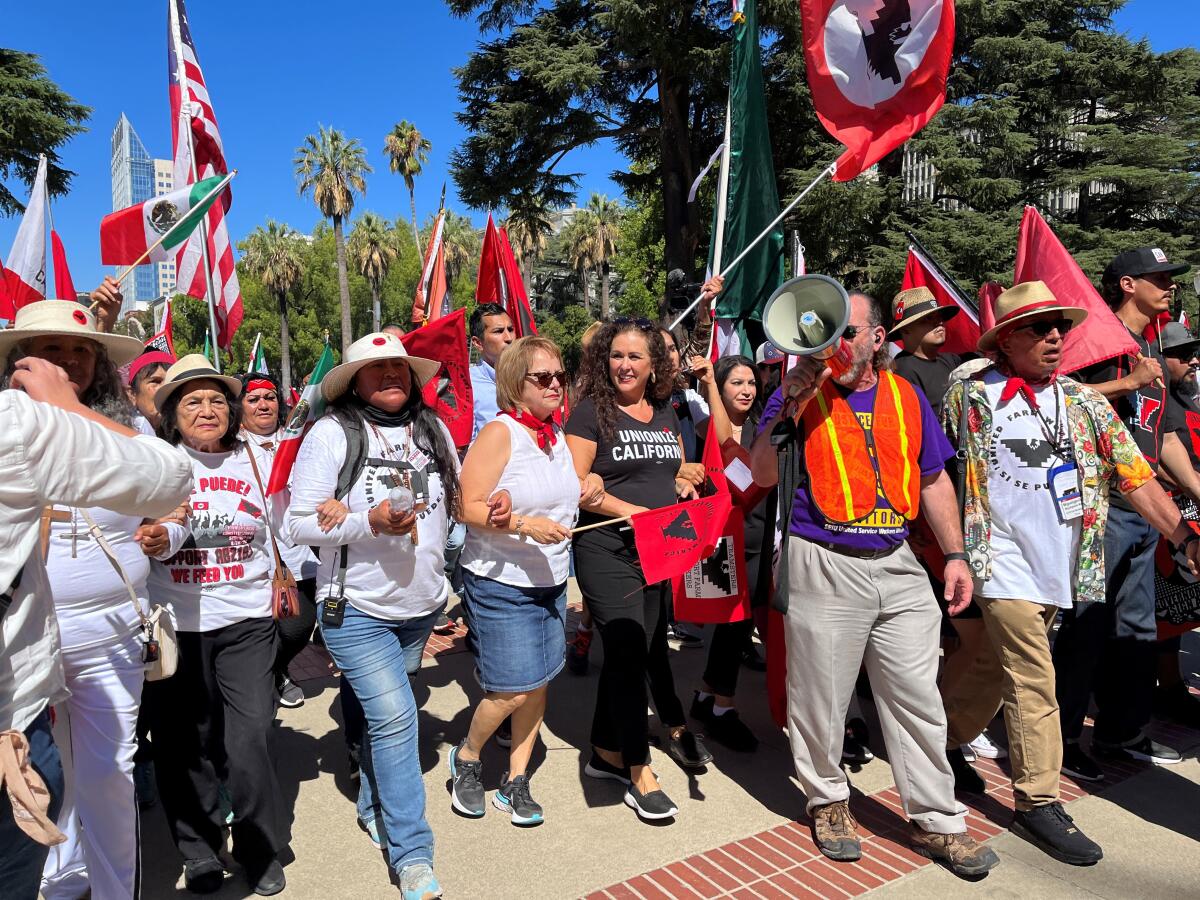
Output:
top-left (565, 319), bottom-right (712, 822)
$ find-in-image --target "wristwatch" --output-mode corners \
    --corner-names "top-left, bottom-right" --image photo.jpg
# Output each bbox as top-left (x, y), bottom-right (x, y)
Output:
top-left (944, 552), bottom-right (969, 563)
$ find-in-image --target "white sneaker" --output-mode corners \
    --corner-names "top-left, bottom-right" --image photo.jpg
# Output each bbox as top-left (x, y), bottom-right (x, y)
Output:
top-left (965, 731), bottom-right (1007, 760)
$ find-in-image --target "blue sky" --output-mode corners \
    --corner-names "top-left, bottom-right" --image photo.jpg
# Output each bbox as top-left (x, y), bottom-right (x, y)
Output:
top-left (2, 0), bottom-right (1196, 291)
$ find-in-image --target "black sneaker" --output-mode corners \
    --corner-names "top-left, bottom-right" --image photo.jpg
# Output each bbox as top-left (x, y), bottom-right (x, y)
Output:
top-left (183, 856), bottom-right (225, 894)
top-left (1061, 743), bottom-right (1105, 782)
top-left (1094, 735), bottom-right (1182, 765)
top-left (247, 859), bottom-right (286, 896)
top-left (493, 773), bottom-right (544, 826)
top-left (1010, 802), bottom-right (1102, 866)
top-left (433, 612), bottom-right (457, 635)
top-left (704, 709), bottom-right (759, 752)
top-left (841, 718), bottom-right (874, 765)
top-left (276, 674), bottom-right (304, 709)
top-left (624, 783), bottom-right (678, 820)
top-left (689, 691), bottom-right (716, 722)
top-left (947, 746), bottom-right (986, 794)
top-left (448, 742), bottom-right (485, 817)
top-left (666, 730), bottom-right (713, 769)
top-left (1154, 683), bottom-right (1200, 728)
top-left (495, 717), bottom-right (512, 748)
top-left (584, 753), bottom-right (632, 785)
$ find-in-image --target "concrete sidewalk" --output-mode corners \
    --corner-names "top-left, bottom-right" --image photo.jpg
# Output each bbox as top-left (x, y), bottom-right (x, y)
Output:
top-left (139, 593), bottom-right (1200, 898)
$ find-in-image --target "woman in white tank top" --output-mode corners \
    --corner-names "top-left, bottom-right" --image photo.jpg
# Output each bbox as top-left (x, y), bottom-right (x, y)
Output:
top-left (450, 337), bottom-right (603, 826)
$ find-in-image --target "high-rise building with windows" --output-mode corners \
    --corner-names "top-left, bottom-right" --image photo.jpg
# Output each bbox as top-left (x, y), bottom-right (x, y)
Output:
top-left (111, 114), bottom-right (176, 313)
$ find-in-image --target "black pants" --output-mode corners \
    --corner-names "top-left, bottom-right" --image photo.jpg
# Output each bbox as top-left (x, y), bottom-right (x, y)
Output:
top-left (145, 616), bottom-right (282, 868)
top-left (574, 527), bottom-right (686, 766)
top-left (701, 548), bottom-right (768, 697)
top-left (274, 577), bottom-right (317, 680)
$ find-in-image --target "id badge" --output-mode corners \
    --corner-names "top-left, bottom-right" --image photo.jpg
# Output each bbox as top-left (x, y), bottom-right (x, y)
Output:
top-left (1049, 462), bottom-right (1083, 522)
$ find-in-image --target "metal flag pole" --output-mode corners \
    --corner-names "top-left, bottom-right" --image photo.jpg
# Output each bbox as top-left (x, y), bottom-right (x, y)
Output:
top-left (668, 160), bottom-right (837, 331)
top-left (905, 230), bottom-right (979, 314)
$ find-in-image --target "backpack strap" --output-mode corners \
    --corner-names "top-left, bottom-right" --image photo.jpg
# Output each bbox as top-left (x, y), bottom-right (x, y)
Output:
top-left (331, 407), bottom-right (369, 502)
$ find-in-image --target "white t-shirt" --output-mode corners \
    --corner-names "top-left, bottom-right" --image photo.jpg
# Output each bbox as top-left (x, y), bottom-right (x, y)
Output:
top-left (46, 506), bottom-right (149, 651)
top-left (462, 416), bottom-right (579, 587)
top-left (243, 429), bottom-right (319, 580)
top-left (148, 443), bottom-right (275, 632)
top-left (287, 415), bottom-right (455, 621)
top-left (133, 414), bottom-right (157, 436)
top-left (980, 370), bottom-right (1080, 608)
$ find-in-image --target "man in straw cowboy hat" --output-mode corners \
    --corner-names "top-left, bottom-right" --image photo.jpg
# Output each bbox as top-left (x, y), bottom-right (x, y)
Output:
top-left (941, 280), bottom-right (1200, 864)
top-left (1054, 247), bottom-right (1200, 783)
top-left (749, 290), bottom-right (998, 879)
top-left (889, 285), bottom-right (966, 419)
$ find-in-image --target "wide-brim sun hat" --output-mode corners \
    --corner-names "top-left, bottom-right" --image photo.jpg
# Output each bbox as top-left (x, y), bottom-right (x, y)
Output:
top-left (321, 332), bottom-right (441, 403)
top-left (977, 281), bottom-right (1088, 352)
top-left (887, 286), bottom-right (960, 337)
top-left (0, 299), bottom-right (146, 367)
top-left (153, 354), bottom-right (244, 413)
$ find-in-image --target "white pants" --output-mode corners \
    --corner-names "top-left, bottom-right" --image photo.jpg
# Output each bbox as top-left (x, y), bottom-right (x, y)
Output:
top-left (42, 632), bottom-right (145, 900)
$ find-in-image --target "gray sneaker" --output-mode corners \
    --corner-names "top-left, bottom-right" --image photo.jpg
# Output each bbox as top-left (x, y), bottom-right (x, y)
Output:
top-left (492, 773), bottom-right (544, 826)
top-left (448, 742), bottom-right (485, 818)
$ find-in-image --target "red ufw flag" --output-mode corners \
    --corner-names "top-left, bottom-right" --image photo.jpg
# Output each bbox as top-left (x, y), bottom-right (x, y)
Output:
top-left (900, 247), bottom-right (980, 354)
top-left (50, 230), bottom-right (78, 301)
top-left (400, 308), bottom-right (475, 449)
top-left (476, 215), bottom-right (537, 337)
top-left (672, 507), bottom-right (752, 625)
top-left (800, 0), bottom-right (956, 181)
top-left (630, 493), bottom-right (732, 585)
top-left (1013, 206), bottom-right (1138, 374)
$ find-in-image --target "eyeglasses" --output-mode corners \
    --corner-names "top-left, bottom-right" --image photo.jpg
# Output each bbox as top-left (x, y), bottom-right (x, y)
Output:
top-left (612, 316), bottom-right (656, 331)
top-left (525, 370), bottom-right (567, 388)
top-left (1015, 317), bottom-right (1075, 338)
top-left (1166, 350), bottom-right (1200, 362)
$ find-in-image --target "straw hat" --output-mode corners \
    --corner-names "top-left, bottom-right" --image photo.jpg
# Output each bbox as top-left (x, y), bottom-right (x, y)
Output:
top-left (977, 281), bottom-right (1088, 352)
top-left (321, 332), bottom-right (441, 403)
top-left (153, 354), bottom-right (244, 413)
top-left (886, 286), bottom-right (959, 337)
top-left (0, 300), bottom-right (145, 366)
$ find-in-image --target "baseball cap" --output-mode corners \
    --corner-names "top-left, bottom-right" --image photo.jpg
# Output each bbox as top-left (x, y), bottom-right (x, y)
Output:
top-left (1102, 247), bottom-right (1191, 284)
top-left (755, 342), bottom-right (786, 365)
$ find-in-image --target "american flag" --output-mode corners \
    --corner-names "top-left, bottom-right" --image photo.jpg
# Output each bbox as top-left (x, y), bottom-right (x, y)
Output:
top-left (168, 0), bottom-right (242, 351)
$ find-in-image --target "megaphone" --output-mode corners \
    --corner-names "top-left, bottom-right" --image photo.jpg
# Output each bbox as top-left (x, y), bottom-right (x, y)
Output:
top-left (762, 274), bottom-right (855, 383)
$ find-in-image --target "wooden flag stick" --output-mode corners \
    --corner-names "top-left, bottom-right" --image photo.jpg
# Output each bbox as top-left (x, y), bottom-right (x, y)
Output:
top-left (570, 515), bottom-right (631, 535)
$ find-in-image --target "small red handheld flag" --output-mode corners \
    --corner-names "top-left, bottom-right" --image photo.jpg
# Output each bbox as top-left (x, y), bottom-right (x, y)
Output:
top-left (672, 507), bottom-right (752, 625)
top-left (630, 493), bottom-right (732, 585)
top-left (400, 308), bottom-right (475, 449)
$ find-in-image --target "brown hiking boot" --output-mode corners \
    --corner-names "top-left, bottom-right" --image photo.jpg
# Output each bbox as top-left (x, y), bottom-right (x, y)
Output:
top-left (908, 823), bottom-right (1000, 878)
top-left (811, 800), bottom-right (861, 861)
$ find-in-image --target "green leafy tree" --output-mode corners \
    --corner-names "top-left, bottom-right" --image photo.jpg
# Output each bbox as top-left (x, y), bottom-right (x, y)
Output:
top-left (239, 221), bottom-right (304, 395)
top-left (384, 121), bottom-right (432, 250)
top-left (349, 212), bottom-right (399, 333)
top-left (295, 125), bottom-right (372, 354)
top-left (0, 50), bottom-right (90, 216)
top-left (561, 212), bottom-right (597, 308)
top-left (584, 193), bottom-right (622, 320)
top-left (504, 196), bottom-right (554, 294)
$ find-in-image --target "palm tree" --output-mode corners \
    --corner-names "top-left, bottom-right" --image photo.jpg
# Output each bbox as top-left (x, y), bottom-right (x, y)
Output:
top-left (349, 213), bottom-right (398, 332)
top-left (383, 121), bottom-right (431, 251)
top-left (562, 213), bottom-right (598, 309)
top-left (439, 211), bottom-right (481, 295)
top-left (504, 196), bottom-right (554, 296)
top-left (295, 125), bottom-right (372, 354)
top-left (585, 194), bottom-right (622, 321)
top-left (240, 220), bottom-right (303, 395)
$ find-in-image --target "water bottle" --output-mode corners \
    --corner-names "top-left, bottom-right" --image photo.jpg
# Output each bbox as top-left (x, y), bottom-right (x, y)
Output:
top-left (389, 485), bottom-right (417, 546)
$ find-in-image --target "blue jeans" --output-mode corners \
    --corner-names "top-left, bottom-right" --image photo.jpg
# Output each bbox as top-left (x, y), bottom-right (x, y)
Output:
top-left (445, 520), bottom-right (467, 596)
top-left (0, 710), bottom-right (64, 900)
top-left (320, 603), bottom-right (437, 872)
top-left (1053, 504), bottom-right (1159, 745)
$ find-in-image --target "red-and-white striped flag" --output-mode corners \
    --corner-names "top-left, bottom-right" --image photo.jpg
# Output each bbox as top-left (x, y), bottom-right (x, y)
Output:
top-left (411, 210), bottom-right (449, 326)
top-left (168, 0), bottom-right (242, 351)
top-left (3, 154), bottom-right (48, 316)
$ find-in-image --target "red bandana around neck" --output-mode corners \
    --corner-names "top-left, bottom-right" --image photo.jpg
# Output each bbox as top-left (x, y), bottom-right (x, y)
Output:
top-left (999, 372), bottom-right (1057, 409)
top-left (501, 409), bottom-right (557, 450)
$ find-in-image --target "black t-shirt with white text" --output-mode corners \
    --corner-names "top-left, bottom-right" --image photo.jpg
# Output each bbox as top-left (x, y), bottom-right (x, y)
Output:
top-left (566, 396), bottom-right (683, 527)
top-left (891, 351), bottom-right (964, 420)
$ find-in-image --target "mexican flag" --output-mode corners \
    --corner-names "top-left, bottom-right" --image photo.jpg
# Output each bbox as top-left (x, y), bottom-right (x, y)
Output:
top-left (247, 332), bottom-right (268, 373)
top-left (266, 343), bottom-right (335, 496)
top-left (100, 173), bottom-right (233, 266)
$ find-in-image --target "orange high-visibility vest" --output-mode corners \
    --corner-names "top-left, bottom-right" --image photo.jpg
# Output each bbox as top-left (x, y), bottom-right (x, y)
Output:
top-left (801, 371), bottom-right (924, 525)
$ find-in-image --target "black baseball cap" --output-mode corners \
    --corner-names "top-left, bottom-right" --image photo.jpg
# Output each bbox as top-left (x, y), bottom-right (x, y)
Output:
top-left (1102, 247), bottom-right (1191, 284)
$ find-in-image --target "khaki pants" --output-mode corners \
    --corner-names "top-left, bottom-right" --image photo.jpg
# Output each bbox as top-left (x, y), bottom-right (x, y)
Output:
top-left (782, 538), bottom-right (967, 834)
top-left (943, 596), bottom-right (1060, 810)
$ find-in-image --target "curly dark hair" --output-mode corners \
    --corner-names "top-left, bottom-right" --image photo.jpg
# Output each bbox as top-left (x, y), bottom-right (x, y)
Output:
top-left (3, 344), bottom-right (134, 426)
top-left (157, 380), bottom-right (243, 449)
top-left (575, 321), bottom-right (675, 441)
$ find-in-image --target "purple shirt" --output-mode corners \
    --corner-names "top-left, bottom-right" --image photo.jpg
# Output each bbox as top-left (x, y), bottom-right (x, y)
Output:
top-left (759, 380), bottom-right (954, 552)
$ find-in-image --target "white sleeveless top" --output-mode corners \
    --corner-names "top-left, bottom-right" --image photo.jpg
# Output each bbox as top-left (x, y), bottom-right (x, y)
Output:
top-left (463, 414), bottom-right (579, 587)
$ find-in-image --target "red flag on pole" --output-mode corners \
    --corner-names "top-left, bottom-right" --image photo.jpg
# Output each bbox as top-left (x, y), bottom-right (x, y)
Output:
top-left (400, 308), bottom-right (475, 449)
top-left (630, 493), bottom-right (733, 585)
top-left (900, 247), bottom-right (980, 354)
top-left (476, 215), bottom-right (537, 337)
top-left (412, 210), bottom-right (449, 326)
top-left (978, 281), bottom-right (1003, 333)
top-left (50, 230), bottom-right (78, 301)
top-left (672, 507), bottom-right (752, 625)
top-left (499, 227), bottom-right (537, 337)
top-left (800, 0), bottom-right (956, 181)
top-left (1013, 206), bottom-right (1138, 373)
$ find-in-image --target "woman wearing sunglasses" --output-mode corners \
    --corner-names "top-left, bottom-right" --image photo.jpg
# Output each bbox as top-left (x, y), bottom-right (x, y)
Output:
top-left (449, 336), bottom-right (602, 826)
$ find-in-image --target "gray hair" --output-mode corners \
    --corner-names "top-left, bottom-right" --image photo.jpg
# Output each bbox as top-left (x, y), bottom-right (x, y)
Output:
top-left (3, 342), bottom-right (136, 427)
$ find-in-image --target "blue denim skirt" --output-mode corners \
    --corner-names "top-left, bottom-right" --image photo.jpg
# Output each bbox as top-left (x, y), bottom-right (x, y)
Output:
top-left (461, 569), bottom-right (567, 692)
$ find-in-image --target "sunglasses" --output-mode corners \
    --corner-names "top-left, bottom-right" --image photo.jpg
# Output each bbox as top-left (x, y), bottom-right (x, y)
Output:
top-left (612, 316), bottom-right (656, 331)
top-left (525, 370), bottom-right (567, 388)
top-left (1165, 350), bottom-right (1200, 362)
top-left (1015, 317), bottom-right (1075, 338)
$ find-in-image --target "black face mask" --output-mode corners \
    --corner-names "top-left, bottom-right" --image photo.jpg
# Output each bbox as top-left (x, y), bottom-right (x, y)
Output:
top-left (348, 392), bottom-right (415, 428)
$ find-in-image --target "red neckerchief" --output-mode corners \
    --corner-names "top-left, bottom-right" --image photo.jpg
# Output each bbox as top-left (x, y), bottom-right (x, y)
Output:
top-left (501, 409), bottom-right (557, 450)
top-left (999, 371), bottom-right (1057, 410)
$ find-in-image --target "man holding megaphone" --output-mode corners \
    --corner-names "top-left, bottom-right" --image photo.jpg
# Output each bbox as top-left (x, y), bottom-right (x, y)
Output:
top-left (748, 284), bottom-right (999, 879)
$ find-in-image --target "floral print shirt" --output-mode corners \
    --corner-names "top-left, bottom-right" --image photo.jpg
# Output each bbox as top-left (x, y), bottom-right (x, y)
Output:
top-left (943, 364), bottom-right (1155, 604)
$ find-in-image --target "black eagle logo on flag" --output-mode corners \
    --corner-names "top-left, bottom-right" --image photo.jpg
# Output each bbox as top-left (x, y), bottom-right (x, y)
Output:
top-left (863, 0), bottom-right (913, 85)
top-left (663, 510), bottom-right (698, 543)
top-left (1002, 438), bottom-right (1055, 469)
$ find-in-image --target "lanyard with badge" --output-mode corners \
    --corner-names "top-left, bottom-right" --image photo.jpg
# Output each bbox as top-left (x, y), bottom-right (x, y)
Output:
top-left (1023, 384), bottom-right (1082, 523)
